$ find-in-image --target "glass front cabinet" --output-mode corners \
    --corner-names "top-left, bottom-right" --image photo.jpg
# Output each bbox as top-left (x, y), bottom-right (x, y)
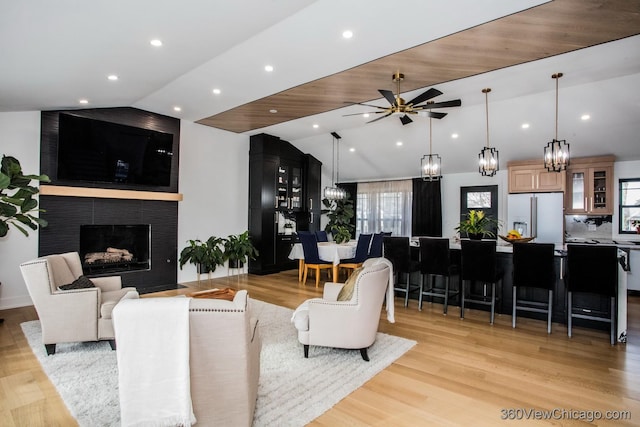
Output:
top-left (565, 156), bottom-right (614, 215)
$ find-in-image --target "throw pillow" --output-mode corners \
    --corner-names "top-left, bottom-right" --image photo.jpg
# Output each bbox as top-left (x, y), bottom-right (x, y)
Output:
top-left (337, 267), bottom-right (364, 301)
top-left (58, 275), bottom-right (96, 291)
top-left (189, 287), bottom-right (237, 301)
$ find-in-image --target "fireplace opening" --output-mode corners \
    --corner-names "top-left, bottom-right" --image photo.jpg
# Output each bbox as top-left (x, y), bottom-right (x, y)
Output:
top-left (79, 224), bottom-right (151, 275)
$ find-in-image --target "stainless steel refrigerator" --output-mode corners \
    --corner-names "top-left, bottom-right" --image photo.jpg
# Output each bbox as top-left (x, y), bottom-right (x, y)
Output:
top-left (507, 192), bottom-right (564, 244)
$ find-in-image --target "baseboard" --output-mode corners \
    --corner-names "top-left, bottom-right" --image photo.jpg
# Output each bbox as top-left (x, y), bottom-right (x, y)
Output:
top-left (0, 294), bottom-right (35, 310)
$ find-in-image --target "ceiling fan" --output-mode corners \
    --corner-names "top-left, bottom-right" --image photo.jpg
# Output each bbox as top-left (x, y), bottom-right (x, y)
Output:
top-left (344, 71), bottom-right (462, 125)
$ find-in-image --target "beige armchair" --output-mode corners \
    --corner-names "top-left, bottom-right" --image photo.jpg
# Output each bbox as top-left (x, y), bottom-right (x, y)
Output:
top-left (19, 251), bottom-right (139, 355)
top-left (291, 261), bottom-right (390, 361)
top-left (113, 290), bottom-right (261, 427)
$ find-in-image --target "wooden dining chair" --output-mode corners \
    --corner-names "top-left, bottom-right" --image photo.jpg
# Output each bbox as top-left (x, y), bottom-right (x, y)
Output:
top-left (298, 232), bottom-right (333, 287)
top-left (339, 234), bottom-right (372, 279)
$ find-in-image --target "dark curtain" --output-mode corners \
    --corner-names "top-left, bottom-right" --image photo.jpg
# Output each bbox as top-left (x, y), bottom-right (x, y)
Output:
top-left (412, 178), bottom-right (442, 237)
top-left (337, 182), bottom-right (357, 238)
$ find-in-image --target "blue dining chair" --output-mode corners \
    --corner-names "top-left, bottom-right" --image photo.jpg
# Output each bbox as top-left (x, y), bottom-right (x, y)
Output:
top-left (315, 230), bottom-right (328, 242)
top-left (339, 234), bottom-right (373, 278)
top-left (298, 232), bottom-right (333, 287)
top-left (368, 232), bottom-right (385, 258)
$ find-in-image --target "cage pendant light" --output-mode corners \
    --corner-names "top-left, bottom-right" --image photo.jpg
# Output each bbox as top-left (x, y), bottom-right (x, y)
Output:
top-left (421, 114), bottom-right (441, 181)
top-left (544, 73), bottom-right (570, 172)
top-left (478, 88), bottom-right (499, 176)
top-left (324, 132), bottom-right (346, 200)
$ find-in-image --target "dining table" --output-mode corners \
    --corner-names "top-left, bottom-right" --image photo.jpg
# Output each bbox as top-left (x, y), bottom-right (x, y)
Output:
top-left (288, 240), bottom-right (358, 282)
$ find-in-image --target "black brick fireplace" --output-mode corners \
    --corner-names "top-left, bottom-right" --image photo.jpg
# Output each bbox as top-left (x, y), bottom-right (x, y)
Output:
top-left (38, 107), bottom-right (181, 293)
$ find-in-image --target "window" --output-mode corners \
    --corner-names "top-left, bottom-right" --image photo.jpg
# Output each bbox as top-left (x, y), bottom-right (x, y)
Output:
top-left (619, 178), bottom-right (640, 233)
top-left (356, 180), bottom-right (412, 236)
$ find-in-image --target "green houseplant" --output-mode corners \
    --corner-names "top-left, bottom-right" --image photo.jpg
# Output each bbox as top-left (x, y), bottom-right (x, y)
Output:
top-left (455, 209), bottom-right (500, 239)
top-left (223, 231), bottom-right (259, 268)
top-left (1, 155), bottom-right (50, 237)
top-left (322, 196), bottom-right (355, 244)
top-left (179, 236), bottom-right (226, 275)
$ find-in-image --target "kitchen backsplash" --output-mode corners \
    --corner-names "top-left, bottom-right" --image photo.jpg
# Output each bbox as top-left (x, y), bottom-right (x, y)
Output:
top-left (565, 215), bottom-right (613, 240)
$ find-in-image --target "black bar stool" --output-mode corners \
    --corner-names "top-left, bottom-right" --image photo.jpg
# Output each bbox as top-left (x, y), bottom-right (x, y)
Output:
top-left (460, 239), bottom-right (502, 324)
top-left (383, 236), bottom-right (420, 307)
top-left (512, 242), bottom-right (556, 333)
top-left (417, 237), bottom-right (459, 314)
top-left (566, 244), bottom-right (618, 345)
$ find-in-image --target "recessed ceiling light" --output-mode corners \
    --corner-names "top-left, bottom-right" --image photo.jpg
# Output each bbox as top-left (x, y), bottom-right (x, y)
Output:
top-left (269, 109), bottom-right (278, 113)
top-left (349, 147), bottom-right (356, 152)
top-left (521, 123), bottom-right (530, 129)
top-left (264, 65), bottom-right (274, 72)
top-left (107, 74), bottom-right (118, 81)
top-left (312, 124), bottom-right (319, 129)
top-left (581, 114), bottom-right (591, 121)
top-left (212, 88), bottom-right (221, 95)
top-left (451, 133), bottom-right (459, 139)
top-left (396, 141), bottom-right (403, 146)
top-left (79, 99), bottom-right (89, 105)
top-left (173, 106), bottom-right (182, 112)
top-left (363, 113), bottom-right (370, 118)
top-left (150, 39), bottom-right (162, 47)
top-left (342, 30), bottom-right (353, 39)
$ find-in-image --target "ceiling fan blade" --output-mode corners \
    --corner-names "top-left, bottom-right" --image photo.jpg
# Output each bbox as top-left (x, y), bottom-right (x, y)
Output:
top-left (426, 111), bottom-right (448, 119)
top-left (400, 115), bottom-right (413, 125)
top-left (407, 88), bottom-right (443, 107)
top-left (343, 101), bottom-right (387, 109)
top-left (378, 89), bottom-right (397, 106)
top-left (366, 112), bottom-right (393, 124)
top-left (421, 99), bottom-right (462, 109)
top-left (343, 111), bottom-right (386, 117)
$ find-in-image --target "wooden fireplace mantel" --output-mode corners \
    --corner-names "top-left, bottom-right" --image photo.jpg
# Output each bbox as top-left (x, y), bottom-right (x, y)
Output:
top-left (40, 185), bottom-right (183, 202)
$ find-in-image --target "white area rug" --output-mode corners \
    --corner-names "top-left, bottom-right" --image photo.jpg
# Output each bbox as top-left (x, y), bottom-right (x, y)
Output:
top-left (21, 299), bottom-right (416, 426)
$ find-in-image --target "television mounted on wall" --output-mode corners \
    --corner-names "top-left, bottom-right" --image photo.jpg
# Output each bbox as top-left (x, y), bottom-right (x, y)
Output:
top-left (57, 113), bottom-right (174, 187)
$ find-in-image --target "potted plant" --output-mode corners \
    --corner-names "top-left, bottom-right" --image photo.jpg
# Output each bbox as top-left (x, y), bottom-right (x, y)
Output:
top-left (322, 196), bottom-right (355, 243)
top-left (1, 155), bottom-right (50, 237)
top-left (455, 209), bottom-right (500, 239)
top-left (179, 236), bottom-right (225, 277)
top-left (223, 231), bottom-right (259, 269)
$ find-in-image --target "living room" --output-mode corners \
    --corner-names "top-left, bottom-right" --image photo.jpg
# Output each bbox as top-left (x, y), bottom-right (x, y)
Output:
top-left (2, 1), bottom-right (640, 425)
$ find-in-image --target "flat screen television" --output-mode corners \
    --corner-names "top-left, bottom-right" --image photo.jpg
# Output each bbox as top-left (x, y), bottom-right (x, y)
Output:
top-left (57, 113), bottom-right (174, 187)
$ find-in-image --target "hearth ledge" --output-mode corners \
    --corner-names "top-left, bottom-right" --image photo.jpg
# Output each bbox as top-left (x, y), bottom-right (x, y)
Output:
top-left (40, 185), bottom-right (183, 201)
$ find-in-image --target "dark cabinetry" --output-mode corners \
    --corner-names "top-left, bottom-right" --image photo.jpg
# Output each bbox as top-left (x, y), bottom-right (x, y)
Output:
top-left (248, 134), bottom-right (322, 274)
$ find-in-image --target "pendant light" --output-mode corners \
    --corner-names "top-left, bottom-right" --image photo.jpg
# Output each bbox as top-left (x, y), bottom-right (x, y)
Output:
top-left (324, 132), bottom-right (346, 200)
top-left (421, 111), bottom-right (441, 181)
top-left (478, 88), bottom-right (499, 176)
top-left (544, 72), bottom-right (570, 172)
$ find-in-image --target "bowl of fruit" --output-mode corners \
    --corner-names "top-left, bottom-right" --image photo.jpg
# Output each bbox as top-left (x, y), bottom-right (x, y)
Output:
top-left (498, 230), bottom-right (535, 244)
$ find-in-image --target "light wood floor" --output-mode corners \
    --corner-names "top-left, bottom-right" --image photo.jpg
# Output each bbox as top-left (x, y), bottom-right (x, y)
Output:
top-left (1, 269), bottom-right (639, 426)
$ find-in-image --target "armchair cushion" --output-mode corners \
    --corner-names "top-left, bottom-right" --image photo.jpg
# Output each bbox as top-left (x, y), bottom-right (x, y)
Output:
top-left (337, 267), bottom-right (364, 301)
top-left (58, 275), bottom-right (95, 291)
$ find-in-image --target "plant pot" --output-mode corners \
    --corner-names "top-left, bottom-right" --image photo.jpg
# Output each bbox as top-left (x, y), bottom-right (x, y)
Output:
top-left (229, 259), bottom-right (244, 269)
top-left (196, 263), bottom-right (210, 274)
top-left (468, 233), bottom-right (484, 240)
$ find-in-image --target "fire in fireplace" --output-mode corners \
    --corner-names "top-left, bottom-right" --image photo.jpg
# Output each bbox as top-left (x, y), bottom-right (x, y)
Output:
top-left (79, 224), bottom-right (151, 275)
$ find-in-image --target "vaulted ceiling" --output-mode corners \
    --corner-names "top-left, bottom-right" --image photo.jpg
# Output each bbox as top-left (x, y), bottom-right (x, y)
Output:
top-left (2, 0), bottom-right (639, 179)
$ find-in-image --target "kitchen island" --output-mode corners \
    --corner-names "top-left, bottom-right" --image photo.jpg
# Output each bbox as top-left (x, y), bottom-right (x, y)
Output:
top-left (409, 238), bottom-right (629, 342)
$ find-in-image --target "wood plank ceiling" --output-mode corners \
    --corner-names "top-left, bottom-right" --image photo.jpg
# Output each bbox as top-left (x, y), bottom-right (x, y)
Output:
top-left (196, 0), bottom-right (640, 133)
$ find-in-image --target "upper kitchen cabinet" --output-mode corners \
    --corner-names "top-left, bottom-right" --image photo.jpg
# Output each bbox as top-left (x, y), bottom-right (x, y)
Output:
top-left (565, 155), bottom-right (615, 215)
top-left (508, 160), bottom-right (566, 193)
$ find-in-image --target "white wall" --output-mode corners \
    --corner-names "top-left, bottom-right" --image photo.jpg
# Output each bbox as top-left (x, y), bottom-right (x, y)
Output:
top-left (177, 121), bottom-right (250, 283)
top-left (0, 111), bottom-right (42, 309)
